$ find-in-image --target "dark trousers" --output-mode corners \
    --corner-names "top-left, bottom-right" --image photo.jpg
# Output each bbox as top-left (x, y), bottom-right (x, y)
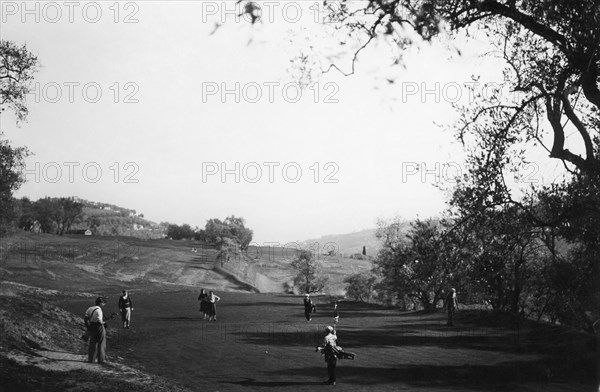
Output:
top-left (447, 307), bottom-right (455, 325)
top-left (326, 358), bottom-right (337, 383)
top-left (88, 323), bottom-right (106, 363)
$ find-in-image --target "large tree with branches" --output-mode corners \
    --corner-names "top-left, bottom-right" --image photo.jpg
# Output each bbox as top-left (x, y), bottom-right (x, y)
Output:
top-left (0, 40), bottom-right (38, 234)
top-left (1, 40), bottom-right (38, 123)
top-left (236, 0), bottom-right (599, 330)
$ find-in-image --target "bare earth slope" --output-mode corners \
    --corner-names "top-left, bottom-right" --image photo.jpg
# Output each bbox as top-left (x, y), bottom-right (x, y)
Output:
top-left (0, 282), bottom-right (192, 392)
top-left (0, 232), bottom-right (265, 293)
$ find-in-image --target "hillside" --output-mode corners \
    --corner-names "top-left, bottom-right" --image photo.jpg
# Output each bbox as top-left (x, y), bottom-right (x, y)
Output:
top-left (71, 198), bottom-right (166, 239)
top-left (231, 245), bottom-right (373, 295)
top-left (0, 232), bottom-right (374, 296)
top-left (0, 282), bottom-right (193, 392)
top-left (300, 228), bottom-right (386, 257)
top-left (0, 232), bottom-right (262, 294)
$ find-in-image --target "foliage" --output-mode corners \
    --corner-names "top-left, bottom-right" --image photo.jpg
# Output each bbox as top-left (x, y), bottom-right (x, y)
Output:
top-left (167, 223), bottom-right (195, 240)
top-left (291, 249), bottom-right (328, 294)
top-left (17, 197), bottom-right (83, 235)
top-left (1, 40), bottom-right (38, 123)
top-left (343, 272), bottom-right (377, 302)
top-left (453, 203), bottom-right (550, 310)
top-left (0, 139), bottom-right (29, 235)
top-left (374, 217), bottom-right (461, 310)
top-left (0, 40), bottom-right (37, 235)
top-left (14, 197), bottom-right (163, 239)
top-left (216, 237), bottom-right (240, 267)
top-left (231, 0), bottom-right (600, 331)
top-left (204, 216), bottom-right (253, 249)
top-left (308, 0), bottom-right (600, 331)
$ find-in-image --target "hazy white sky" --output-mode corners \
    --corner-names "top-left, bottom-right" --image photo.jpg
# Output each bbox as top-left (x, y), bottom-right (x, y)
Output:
top-left (1, 1), bottom-right (570, 244)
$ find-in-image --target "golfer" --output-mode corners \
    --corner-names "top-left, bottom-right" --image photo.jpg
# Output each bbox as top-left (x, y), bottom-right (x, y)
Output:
top-left (84, 297), bottom-right (114, 363)
top-left (207, 290), bottom-right (220, 321)
top-left (198, 288), bottom-right (209, 320)
top-left (118, 290), bottom-right (134, 329)
top-left (303, 293), bottom-right (314, 322)
top-left (445, 288), bottom-right (459, 326)
top-left (315, 326), bottom-right (355, 385)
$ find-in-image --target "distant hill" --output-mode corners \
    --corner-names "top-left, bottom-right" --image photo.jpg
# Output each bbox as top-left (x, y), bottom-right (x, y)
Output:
top-left (70, 198), bottom-right (166, 239)
top-left (300, 228), bottom-right (383, 258)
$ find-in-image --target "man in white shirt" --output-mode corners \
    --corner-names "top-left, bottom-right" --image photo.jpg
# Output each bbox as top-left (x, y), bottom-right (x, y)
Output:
top-left (316, 325), bottom-right (356, 385)
top-left (84, 297), bottom-right (108, 363)
top-left (445, 288), bottom-right (459, 326)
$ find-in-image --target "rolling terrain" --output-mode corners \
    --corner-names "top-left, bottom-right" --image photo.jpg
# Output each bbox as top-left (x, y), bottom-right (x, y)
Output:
top-left (0, 231), bottom-right (597, 392)
top-left (0, 232), bottom-right (373, 295)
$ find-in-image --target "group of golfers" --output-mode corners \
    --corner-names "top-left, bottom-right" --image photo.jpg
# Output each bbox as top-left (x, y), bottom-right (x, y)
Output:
top-left (84, 288), bottom-right (459, 385)
top-left (83, 290), bottom-right (133, 364)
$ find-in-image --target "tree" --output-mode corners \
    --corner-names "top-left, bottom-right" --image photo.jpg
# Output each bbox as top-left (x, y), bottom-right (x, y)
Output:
top-left (33, 197), bottom-right (58, 233)
top-left (293, 0), bottom-right (600, 329)
top-left (167, 223), bottom-right (195, 240)
top-left (16, 197), bottom-right (35, 230)
top-left (216, 237), bottom-right (239, 267)
top-left (59, 197), bottom-right (83, 235)
top-left (452, 202), bottom-right (550, 313)
top-left (374, 218), bottom-right (459, 310)
top-left (28, 197), bottom-right (83, 235)
top-left (291, 249), bottom-right (328, 294)
top-left (0, 40), bottom-right (38, 234)
top-left (204, 216), bottom-right (254, 249)
top-left (344, 272), bottom-right (377, 302)
top-left (234, 0), bottom-right (599, 327)
top-left (1, 40), bottom-right (39, 123)
top-left (0, 140), bottom-right (29, 234)
top-left (224, 215), bottom-right (254, 250)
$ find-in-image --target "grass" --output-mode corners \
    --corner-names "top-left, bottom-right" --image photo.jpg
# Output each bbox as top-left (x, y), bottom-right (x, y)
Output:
top-left (55, 291), bottom-right (597, 392)
top-left (1, 232), bottom-right (598, 391)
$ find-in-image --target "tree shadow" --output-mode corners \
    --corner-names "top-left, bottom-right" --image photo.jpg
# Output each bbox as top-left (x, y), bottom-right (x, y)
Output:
top-left (228, 302), bottom-right (296, 307)
top-left (155, 316), bottom-right (199, 321)
top-left (257, 363), bottom-right (595, 390)
top-left (220, 378), bottom-right (324, 387)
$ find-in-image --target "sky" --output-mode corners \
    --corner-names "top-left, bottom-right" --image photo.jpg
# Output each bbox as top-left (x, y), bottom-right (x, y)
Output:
top-left (1, 1), bottom-right (572, 244)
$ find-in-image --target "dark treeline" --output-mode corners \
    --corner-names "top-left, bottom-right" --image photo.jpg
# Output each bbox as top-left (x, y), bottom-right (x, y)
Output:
top-left (345, 201), bottom-right (598, 334)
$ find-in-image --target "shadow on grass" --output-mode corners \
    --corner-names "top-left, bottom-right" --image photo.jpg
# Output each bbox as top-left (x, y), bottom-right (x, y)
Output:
top-left (257, 364), bottom-right (594, 390)
top-left (155, 316), bottom-right (199, 321)
top-left (231, 323), bottom-right (523, 351)
top-left (226, 302), bottom-right (297, 308)
top-left (220, 378), bottom-right (324, 387)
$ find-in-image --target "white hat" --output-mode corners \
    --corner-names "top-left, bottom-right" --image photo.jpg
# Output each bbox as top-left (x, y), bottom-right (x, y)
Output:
top-left (325, 326), bottom-right (334, 333)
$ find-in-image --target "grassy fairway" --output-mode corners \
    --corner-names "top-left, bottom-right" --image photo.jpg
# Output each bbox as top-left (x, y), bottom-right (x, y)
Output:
top-left (2, 233), bottom-right (596, 391)
top-left (58, 291), bottom-right (596, 392)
